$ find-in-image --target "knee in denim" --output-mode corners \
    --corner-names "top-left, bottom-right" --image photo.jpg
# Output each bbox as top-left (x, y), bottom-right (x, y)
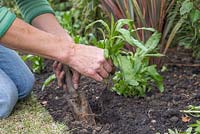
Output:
top-left (18, 72), bottom-right (35, 99)
top-left (0, 90), bottom-right (18, 119)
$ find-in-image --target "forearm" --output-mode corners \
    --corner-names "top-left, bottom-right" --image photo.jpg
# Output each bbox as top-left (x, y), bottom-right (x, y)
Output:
top-left (32, 13), bottom-right (74, 42)
top-left (0, 18), bottom-right (73, 62)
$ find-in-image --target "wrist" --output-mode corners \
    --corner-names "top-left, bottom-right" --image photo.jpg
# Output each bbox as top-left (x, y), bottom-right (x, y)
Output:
top-left (60, 32), bottom-right (74, 43)
top-left (57, 36), bottom-right (76, 64)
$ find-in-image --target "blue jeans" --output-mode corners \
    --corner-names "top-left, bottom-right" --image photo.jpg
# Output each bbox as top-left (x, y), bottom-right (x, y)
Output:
top-left (0, 45), bottom-right (35, 119)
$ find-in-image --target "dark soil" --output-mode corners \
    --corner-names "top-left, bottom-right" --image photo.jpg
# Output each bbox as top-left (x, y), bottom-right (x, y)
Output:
top-left (33, 47), bottom-right (200, 134)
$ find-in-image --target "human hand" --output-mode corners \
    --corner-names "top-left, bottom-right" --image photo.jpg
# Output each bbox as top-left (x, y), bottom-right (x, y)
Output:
top-left (53, 61), bottom-right (80, 89)
top-left (65, 44), bottom-right (113, 81)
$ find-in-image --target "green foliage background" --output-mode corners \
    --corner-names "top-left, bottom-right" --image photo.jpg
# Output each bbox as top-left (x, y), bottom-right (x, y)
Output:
top-left (172, 0), bottom-right (200, 59)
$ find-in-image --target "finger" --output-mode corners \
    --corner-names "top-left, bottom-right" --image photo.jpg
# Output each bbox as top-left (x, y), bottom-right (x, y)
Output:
top-left (94, 74), bottom-right (103, 82)
top-left (55, 63), bottom-right (63, 77)
top-left (63, 84), bottom-right (68, 91)
top-left (57, 63), bottom-right (63, 71)
top-left (72, 70), bottom-right (80, 89)
top-left (55, 69), bottom-right (61, 79)
top-left (53, 61), bottom-right (59, 72)
top-left (103, 61), bottom-right (112, 73)
top-left (111, 66), bottom-right (116, 75)
top-left (98, 66), bottom-right (109, 78)
top-left (58, 71), bottom-right (65, 87)
top-left (108, 59), bottom-right (113, 66)
top-left (53, 62), bottom-right (62, 78)
top-left (91, 72), bottom-right (103, 82)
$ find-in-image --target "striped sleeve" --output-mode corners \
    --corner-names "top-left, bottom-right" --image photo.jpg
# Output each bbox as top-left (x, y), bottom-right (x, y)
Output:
top-left (0, 6), bottom-right (16, 37)
top-left (15, 0), bottom-right (54, 23)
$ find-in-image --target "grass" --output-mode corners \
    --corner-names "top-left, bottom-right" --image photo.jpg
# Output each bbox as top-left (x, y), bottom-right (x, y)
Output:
top-left (0, 93), bottom-right (67, 134)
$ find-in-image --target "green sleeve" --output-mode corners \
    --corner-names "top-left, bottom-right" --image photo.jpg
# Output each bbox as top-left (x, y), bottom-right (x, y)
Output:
top-left (15, 0), bottom-right (55, 23)
top-left (0, 6), bottom-right (16, 37)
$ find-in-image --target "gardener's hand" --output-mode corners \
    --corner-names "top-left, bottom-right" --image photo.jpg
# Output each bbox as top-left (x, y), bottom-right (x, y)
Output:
top-left (53, 61), bottom-right (80, 89)
top-left (63, 44), bottom-right (113, 81)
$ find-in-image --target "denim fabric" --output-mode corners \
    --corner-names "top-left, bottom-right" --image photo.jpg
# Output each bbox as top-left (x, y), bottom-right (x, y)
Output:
top-left (0, 45), bottom-right (35, 119)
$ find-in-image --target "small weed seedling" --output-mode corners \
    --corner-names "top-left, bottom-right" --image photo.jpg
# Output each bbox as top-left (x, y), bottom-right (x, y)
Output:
top-left (181, 105), bottom-right (200, 117)
top-left (22, 55), bottom-right (45, 74)
top-left (167, 105), bottom-right (200, 134)
top-left (86, 18), bottom-right (164, 96)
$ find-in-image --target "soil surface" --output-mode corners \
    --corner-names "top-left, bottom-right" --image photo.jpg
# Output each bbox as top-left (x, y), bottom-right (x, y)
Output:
top-left (33, 47), bottom-right (200, 134)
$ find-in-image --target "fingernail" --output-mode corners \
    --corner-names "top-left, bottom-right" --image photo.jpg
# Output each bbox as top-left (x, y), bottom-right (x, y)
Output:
top-left (74, 84), bottom-right (78, 89)
top-left (99, 77), bottom-right (103, 81)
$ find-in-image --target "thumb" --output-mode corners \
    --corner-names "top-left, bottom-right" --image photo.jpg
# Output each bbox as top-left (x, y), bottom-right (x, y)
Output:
top-left (72, 70), bottom-right (80, 89)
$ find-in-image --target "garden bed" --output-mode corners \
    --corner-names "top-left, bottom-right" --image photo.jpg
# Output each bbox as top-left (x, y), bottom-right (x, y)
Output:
top-left (33, 48), bottom-right (200, 134)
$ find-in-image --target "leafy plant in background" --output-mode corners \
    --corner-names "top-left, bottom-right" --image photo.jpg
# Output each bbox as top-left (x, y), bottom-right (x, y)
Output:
top-left (48, 0), bottom-right (72, 11)
top-left (22, 55), bottom-right (45, 74)
top-left (68, 0), bottom-right (102, 35)
top-left (99, 0), bottom-right (198, 64)
top-left (56, 0), bottom-right (102, 36)
top-left (56, 11), bottom-right (88, 44)
top-left (173, 0), bottom-right (200, 59)
top-left (2, 0), bottom-right (21, 17)
top-left (86, 18), bottom-right (164, 97)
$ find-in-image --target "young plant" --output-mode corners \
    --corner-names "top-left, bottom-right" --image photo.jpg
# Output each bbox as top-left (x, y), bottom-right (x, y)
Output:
top-left (41, 74), bottom-right (56, 91)
top-left (190, 120), bottom-right (200, 133)
top-left (86, 18), bottom-right (164, 96)
top-left (168, 127), bottom-right (193, 134)
top-left (173, 0), bottom-right (200, 59)
top-left (181, 105), bottom-right (200, 117)
top-left (167, 105), bottom-right (200, 134)
top-left (167, 120), bottom-right (200, 134)
top-left (22, 55), bottom-right (45, 74)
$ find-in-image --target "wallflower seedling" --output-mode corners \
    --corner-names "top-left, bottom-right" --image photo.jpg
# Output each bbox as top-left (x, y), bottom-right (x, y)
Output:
top-left (86, 17), bottom-right (164, 96)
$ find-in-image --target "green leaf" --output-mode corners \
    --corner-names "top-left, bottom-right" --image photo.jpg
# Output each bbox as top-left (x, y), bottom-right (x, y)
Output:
top-left (111, 39), bottom-right (124, 54)
top-left (146, 65), bottom-right (164, 92)
top-left (118, 55), bottom-right (139, 86)
top-left (74, 35), bottom-right (81, 43)
top-left (180, 0), bottom-right (193, 16)
top-left (118, 28), bottom-right (148, 51)
top-left (190, 9), bottom-right (200, 23)
top-left (185, 127), bottom-right (192, 133)
top-left (97, 28), bottom-right (107, 41)
top-left (168, 129), bottom-right (176, 134)
top-left (42, 74), bottom-right (56, 91)
top-left (115, 19), bottom-right (133, 31)
top-left (96, 40), bottom-right (106, 48)
top-left (104, 49), bottom-right (109, 59)
top-left (144, 32), bottom-right (161, 51)
top-left (131, 27), bottom-right (156, 33)
top-left (133, 56), bottom-right (142, 74)
top-left (145, 53), bottom-right (164, 57)
top-left (21, 54), bottom-right (34, 61)
top-left (195, 126), bottom-right (200, 132)
top-left (85, 20), bottom-right (110, 34)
